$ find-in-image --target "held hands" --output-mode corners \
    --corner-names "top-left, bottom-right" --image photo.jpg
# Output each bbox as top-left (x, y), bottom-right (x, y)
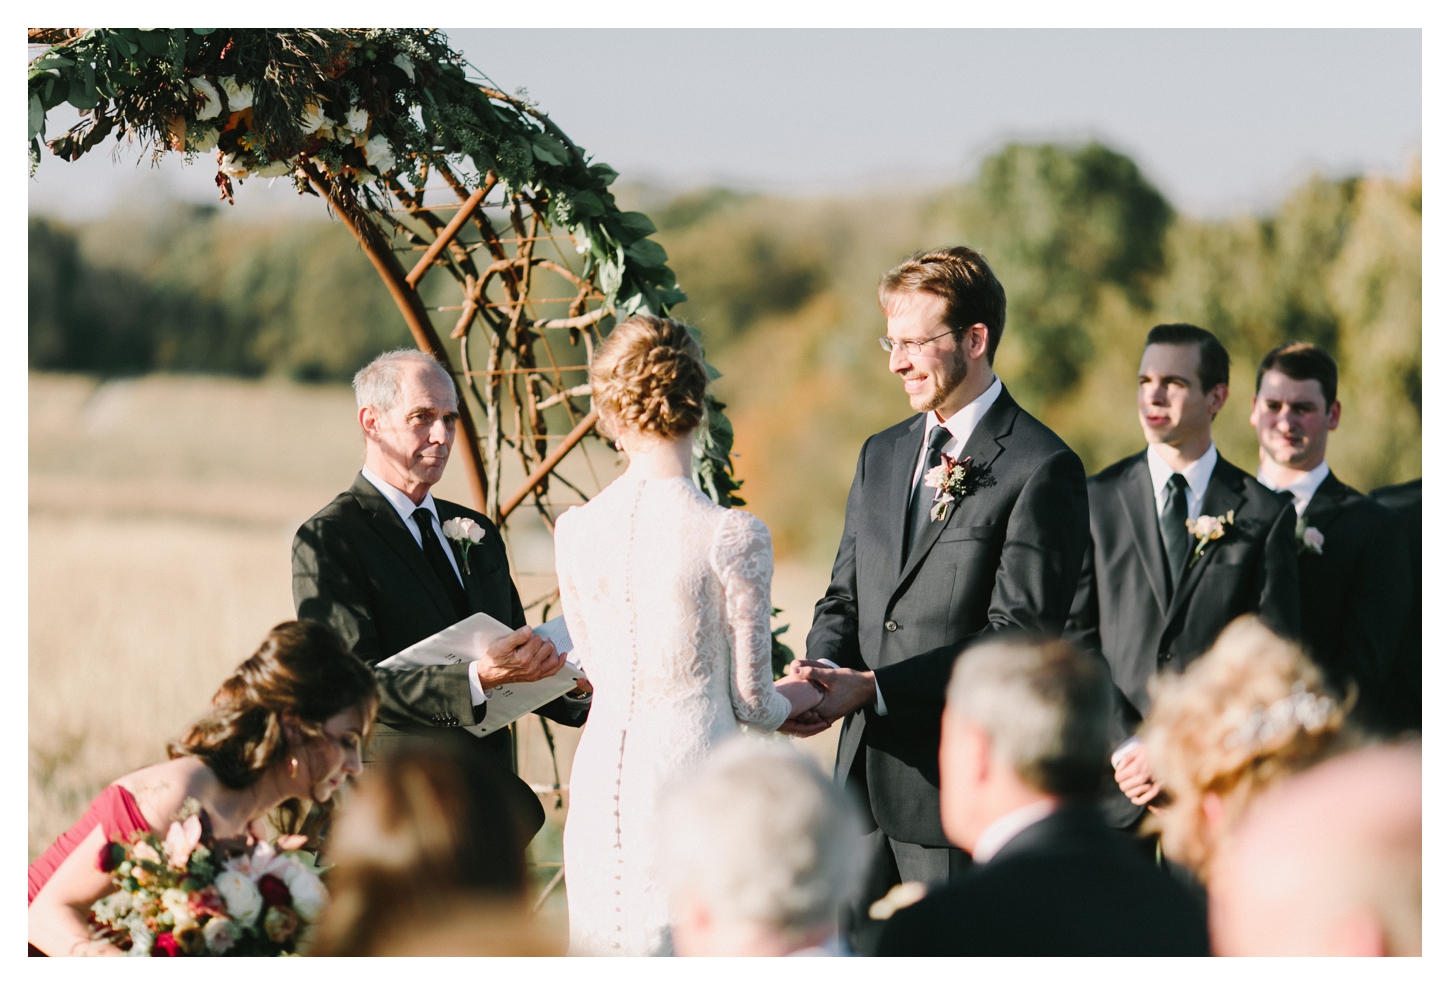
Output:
top-left (1112, 742), bottom-right (1163, 806)
top-left (476, 625), bottom-right (564, 690)
top-left (775, 659), bottom-right (879, 738)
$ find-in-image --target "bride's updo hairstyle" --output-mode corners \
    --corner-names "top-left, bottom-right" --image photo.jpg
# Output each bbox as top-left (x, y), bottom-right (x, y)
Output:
top-left (169, 620), bottom-right (379, 790)
top-left (589, 314), bottom-right (709, 440)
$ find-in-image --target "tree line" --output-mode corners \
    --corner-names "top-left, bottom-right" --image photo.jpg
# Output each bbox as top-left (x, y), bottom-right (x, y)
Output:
top-left (29, 142), bottom-right (1420, 561)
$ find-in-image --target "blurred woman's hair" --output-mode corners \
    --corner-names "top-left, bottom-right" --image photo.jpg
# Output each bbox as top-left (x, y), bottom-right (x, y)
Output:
top-left (589, 313), bottom-right (709, 440)
top-left (169, 619), bottom-right (379, 789)
top-left (312, 738), bottom-right (559, 956)
top-left (1142, 615), bottom-right (1362, 878)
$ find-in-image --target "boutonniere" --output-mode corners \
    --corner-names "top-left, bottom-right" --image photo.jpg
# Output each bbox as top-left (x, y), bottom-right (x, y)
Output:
top-left (440, 517), bottom-right (487, 574)
top-left (1185, 510), bottom-right (1234, 564)
top-left (1294, 516), bottom-right (1325, 555)
top-left (923, 454), bottom-right (994, 521)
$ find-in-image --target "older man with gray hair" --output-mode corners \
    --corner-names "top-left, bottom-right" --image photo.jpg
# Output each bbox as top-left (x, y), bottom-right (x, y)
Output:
top-left (293, 348), bottom-right (588, 841)
top-left (877, 636), bottom-right (1208, 955)
top-left (657, 739), bottom-right (869, 956)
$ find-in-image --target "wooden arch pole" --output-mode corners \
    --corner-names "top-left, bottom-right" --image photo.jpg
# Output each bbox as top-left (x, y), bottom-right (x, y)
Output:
top-left (302, 162), bottom-right (490, 514)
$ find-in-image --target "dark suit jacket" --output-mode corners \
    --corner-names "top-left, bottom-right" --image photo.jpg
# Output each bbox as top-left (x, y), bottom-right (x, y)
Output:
top-left (806, 386), bottom-right (1089, 846)
top-left (1297, 471), bottom-right (1411, 716)
top-left (1065, 450), bottom-right (1300, 828)
top-left (875, 804), bottom-right (1210, 956)
top-left (1370, 478), bottom-right (1421, 733)
top-left (292, 473), bottom-right (586, 773)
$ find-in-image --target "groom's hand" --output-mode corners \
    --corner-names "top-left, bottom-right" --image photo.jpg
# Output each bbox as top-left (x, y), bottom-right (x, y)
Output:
top-left (790, 661), bottom-right (878, 723)
top-left (476, 626), bottom-right (564, 689)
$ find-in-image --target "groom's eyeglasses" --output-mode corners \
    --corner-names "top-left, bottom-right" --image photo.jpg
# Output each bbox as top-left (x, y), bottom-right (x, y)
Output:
top-left (878, 330), bottom-right (956, 356)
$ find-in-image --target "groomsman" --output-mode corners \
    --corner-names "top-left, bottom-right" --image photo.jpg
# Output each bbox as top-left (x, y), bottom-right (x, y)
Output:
top-left (1250, 342), bottom-right (1410, 726)
top-left (1370, 479), bottom-right (1421, 733)
top-left (785, 247), bottom-right (1090, 946)
top-left (1064, 324), bottom-right (1299, 831)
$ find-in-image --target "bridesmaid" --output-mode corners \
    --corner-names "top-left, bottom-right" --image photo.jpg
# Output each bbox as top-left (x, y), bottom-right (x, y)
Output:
top-left (28, 620), bottom-right (379, 956)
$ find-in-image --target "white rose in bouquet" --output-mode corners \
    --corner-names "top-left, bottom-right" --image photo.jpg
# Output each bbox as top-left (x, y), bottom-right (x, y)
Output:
top-left (203, 915), bottom-right (240, 955)
top-left (278, 857), bottom-right (330, 921)
top-left (344, 105), bottom-right (369, 134)
top-left (363, 134), bottom-right (395, 173)
top-left (214, 869), bottom-right (263, 928)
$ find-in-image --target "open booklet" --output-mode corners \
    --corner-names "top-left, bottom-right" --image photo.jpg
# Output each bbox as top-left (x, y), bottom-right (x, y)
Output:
top-left (375, 613), bottom-right (583, 737)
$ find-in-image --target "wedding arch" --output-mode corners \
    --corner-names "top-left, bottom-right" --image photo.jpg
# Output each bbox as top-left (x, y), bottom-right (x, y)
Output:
top-left (29, 27), bottom-right (789, 912)
top-left (27, 27), bottom-right (745, 541)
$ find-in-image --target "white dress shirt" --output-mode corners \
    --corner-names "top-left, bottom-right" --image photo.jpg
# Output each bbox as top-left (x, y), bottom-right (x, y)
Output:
top-left (874, 377), bottom-right (1005, 717)
top-left (1145, 441), bottom-right (1218, 522)
top-left (360, 466), bottom-right (488, 706)
top-left (1257, 460), bottom-right (1329, 517)
top-left (971, 798), bottom-right (1058, 864)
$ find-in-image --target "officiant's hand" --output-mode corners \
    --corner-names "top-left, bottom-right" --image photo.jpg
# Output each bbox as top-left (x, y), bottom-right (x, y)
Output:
top-left (476, 626), bottom-right (564, 689)
top-left (788, 660), bottom-right (878, 723)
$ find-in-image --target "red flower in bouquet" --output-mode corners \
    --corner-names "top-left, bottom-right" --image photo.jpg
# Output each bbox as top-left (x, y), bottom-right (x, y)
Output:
top-left (257, 874), bottom-right (292, 909)
top-left (97, 840), bottom-right (127, 873)
top-left (151, 932), bottom-right (183, 957)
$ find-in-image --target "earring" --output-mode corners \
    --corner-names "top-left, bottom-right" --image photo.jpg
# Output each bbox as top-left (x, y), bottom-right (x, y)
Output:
top-left (289, 757), bottom-right (299, 779)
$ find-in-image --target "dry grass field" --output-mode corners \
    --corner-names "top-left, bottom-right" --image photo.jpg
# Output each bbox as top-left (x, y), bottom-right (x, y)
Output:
top-left (28, 371), bottom-right (839, 925)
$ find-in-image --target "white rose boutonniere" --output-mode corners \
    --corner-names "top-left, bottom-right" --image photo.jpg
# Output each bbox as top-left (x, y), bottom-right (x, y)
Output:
top-left (441, 517), bottom-right (487, 574)
top-left (1295, 517), bottom-right (1325, 555)
top-left (1186, 510), bottom-right (1235, 564)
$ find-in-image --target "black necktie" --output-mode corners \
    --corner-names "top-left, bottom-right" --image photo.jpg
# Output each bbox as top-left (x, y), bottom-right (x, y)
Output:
top-left (905, 425), bottom-right (954, 560)
top-left (1159, 473), bottom-right (1190, 591)
top-left (413, 507), bottom-right (470, 621)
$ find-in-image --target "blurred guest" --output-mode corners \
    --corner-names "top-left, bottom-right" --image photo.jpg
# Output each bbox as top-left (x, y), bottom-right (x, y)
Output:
top-left (28, 621), bottom-right (378, 956)
top-left (1209, 742), bottom-right (1420, 955)
top-left (1369, 478), bottom-right (1422, 733)
top-left (1141, 616), bottom-right (1361, 881)
top-left (1251, 341), bottom-right (1411, 725)
top-left (878, 637), bottom-right (1207, 956)
top-left (657, 740), bottom-right (869, 956)
top-left (312, 736), bottom-right (563, 955)
top-left (1066, 323), bottom-right (1299, 833)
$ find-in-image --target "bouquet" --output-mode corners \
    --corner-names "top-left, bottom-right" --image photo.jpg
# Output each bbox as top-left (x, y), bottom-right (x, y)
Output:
top-left (89, 799), bottom-right (329, 956)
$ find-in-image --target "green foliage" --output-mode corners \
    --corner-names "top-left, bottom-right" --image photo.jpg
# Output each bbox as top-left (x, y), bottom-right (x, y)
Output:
top-left (649, 145), bottom-right (1419, 563)
top-left (962, 142), bottom-right (1174, 405)
top-left (28, 208), bottom-right (410, 380)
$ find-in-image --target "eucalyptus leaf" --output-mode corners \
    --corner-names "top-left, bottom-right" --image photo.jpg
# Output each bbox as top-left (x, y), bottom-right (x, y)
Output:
top-left (624, 239), bottom-right (668, 269)
top-left (570, 189), bottom-right (604, 217)
top-left (28, 95), bottom-right (43, 141)
top-left (136, 29), bottom-right (170, 56)
top-left (612, 211), bottom-right (656, 244)
top-left (531, 135), bottom-right (566, 166)
top-left (68, 65), bottom-right (98, 111)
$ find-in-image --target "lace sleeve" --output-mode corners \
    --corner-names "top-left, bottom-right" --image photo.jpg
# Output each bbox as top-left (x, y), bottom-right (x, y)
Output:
top-left (710, 510), bottom-right (791, 732)
top-left (554, 510), bottom-right (592, 674)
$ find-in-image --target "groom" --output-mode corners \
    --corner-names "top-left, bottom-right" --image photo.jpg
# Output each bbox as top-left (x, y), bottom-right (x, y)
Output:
top-left (786, 247), bottom-right (1090, 943)
top-left (293, 349), bottom-right (588, 839)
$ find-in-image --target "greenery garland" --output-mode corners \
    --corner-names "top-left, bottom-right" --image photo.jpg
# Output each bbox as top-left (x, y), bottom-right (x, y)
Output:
top-left (27, 27), bottom-right (743, 509)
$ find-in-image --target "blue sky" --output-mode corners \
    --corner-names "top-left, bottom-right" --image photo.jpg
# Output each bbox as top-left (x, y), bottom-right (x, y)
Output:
top-left (27, 28), bottom-right (1421, 221)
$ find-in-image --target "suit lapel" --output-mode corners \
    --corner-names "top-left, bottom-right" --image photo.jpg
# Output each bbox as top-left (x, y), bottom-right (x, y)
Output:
top-left (882, 416), bottom-right (926, 576)
top-left (1163, 459), bottom-right (1248, 628)
top-left (1303, 471), bottom-right (1351, 531)
top-left (1115, 453), bottom-right (1171, 617)
top-left (349, 474), bottom-right (456, 625)
top-left (893, 387), bottom-right (1017, 594)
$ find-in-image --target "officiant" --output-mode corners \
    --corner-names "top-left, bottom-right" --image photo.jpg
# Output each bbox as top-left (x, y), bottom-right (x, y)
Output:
top-left (292, 348), bottom-right (589, 839)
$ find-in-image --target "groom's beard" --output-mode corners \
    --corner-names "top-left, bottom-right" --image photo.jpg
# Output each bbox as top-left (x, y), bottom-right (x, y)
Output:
top-left (920, 345), bottom-right (970, 414)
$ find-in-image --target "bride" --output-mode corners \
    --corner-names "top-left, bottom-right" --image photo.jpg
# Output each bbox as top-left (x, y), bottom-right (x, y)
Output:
top-left (556, 314), bottom-right (822, 956)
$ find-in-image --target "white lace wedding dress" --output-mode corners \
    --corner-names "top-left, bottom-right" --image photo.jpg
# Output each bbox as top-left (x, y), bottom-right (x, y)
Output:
top-left (555, 473), bottom-right (792, 956)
